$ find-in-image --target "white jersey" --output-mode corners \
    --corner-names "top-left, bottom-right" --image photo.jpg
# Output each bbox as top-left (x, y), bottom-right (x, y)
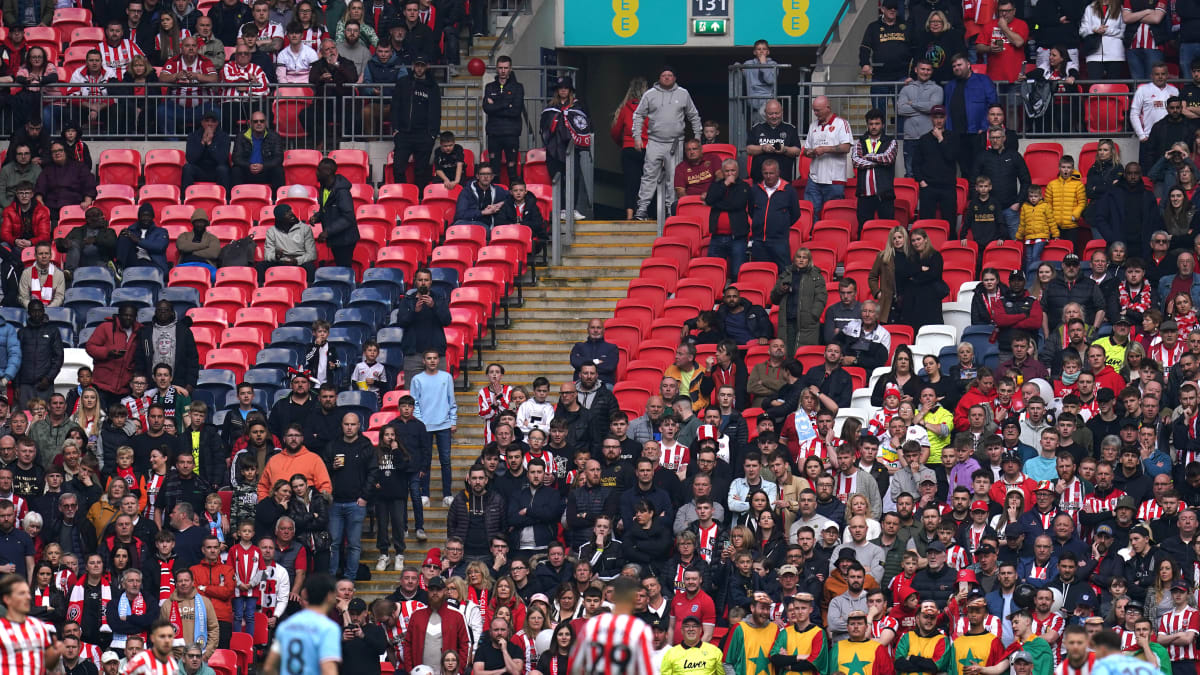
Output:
top-left (569, 613), bottom-right (656, 675)
top-left (0, 616), bottom-right (52, 675)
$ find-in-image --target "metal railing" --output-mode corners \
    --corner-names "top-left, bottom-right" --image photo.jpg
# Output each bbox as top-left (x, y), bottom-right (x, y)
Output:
top-left (487, 0), bottom-right (531, 62)
top-left (727, 62), bottom-right (792, 152)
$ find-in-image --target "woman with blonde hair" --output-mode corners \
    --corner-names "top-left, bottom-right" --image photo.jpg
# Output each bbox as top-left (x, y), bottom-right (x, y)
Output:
top-left (912, 10), bottom-right (966, 82)
top-left (842, 494), bottom-right (882, 541)
top-left (610, 76), bottom-right (649, 220)
top-left (869, 225), bottom-right (913, 322)
top-left (71, 386), bottom-right (104, 445)
top-left (466, 560), bottom-right (495, 606)
top-left (444, 575), bottom-right (484, 653)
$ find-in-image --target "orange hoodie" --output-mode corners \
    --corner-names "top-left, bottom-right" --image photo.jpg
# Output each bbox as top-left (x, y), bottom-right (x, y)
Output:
top-left (256, 448), bottom-right (332, 500)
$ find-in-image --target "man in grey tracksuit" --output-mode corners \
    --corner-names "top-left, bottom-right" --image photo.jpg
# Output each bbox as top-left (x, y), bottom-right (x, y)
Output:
top-left (895, 59), bottom-right (943, 178)
top-left (632, 66), bottom-right (703, 220)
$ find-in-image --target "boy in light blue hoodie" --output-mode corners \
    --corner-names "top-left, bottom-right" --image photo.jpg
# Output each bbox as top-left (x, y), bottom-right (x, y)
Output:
top-left (411, 350), bottom-right (457, 507)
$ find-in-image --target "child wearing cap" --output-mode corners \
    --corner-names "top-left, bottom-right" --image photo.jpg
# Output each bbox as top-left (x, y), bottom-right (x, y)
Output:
top-left (866, 385), bottom-right (902, 437)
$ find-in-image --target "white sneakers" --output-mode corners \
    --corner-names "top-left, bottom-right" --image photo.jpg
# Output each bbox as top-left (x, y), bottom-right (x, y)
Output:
top-left (559, 209), bottom-right (586, 220)
top-left (443, 496), bottom-right (455, 507)
top-left (421, 496), bottom-right (430, 508)
top-left (376, 555), bottom-right (390, 571)
top-left (394, 556), bottom-right (405, 571)
top-left (416, 528), bottom-right (428, 541)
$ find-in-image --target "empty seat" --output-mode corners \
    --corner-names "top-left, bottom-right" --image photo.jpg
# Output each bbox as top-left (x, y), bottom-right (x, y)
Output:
top-left (283, 149), bottom-right (322, 186)
top-left (110, 287), bottom-right (155, 308)
top-left (329, 149), bottom-right (370, 184)
top-left (144, 149), bottom-right (186, 186)
top-left (97, 149), bottom-right (142, 188)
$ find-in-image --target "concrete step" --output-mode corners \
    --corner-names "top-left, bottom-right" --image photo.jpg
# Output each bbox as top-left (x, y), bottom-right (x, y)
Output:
top-left (575, 221), bottom-right (660, 235)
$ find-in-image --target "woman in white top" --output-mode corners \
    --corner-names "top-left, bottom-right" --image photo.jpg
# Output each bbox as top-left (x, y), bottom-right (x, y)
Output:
top-left (445, 575), bottom-right (484, 655)
top-left (1079, 0), bottom-right (1126, 80)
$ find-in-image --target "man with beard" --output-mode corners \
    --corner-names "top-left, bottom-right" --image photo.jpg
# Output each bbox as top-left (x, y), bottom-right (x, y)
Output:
top-left (256, 424), bottom-right (331, 501)
top-left (893, 600), bottom-right (955, 675)
top-left (984, 562), bottom-right (1019, 646)
top-left (724, 591), bottom-right (781, 675)
top-left (564, 459), bottom-right (616, 551)
top-left (828, 562), bottom-right (870, 643)
top-left (1091, 164), bottom-right (1163, 259)
top-left (268, 371), bottom-right (319, 448)
top-left (953, 595), bottom-right (1005, 673)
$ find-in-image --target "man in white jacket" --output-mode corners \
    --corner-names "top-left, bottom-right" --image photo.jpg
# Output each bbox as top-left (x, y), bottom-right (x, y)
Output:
top-left (632, 66), bottom-right (702, 221)
top-left (1132, 63), bottom-right (1179, 169)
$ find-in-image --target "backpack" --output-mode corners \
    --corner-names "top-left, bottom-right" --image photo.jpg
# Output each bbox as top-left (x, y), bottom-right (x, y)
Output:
top-left (564, 107), bottom-right (593, 148)
top-left (1020, 78), bottom-right (1053, 119)
top-left (218, 236), bottom-right (255, 268)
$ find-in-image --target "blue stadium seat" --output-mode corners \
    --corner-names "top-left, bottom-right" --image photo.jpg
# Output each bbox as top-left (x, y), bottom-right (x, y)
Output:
top-left (329, 326), bottom-right (367, 347)
top-left (0, 308), bottom-right (26, 325)
top-left (120, 267), bottom-right (166, 293)
top-left (937, 345), bottom-right (956, 376)
top-left (429, 267), bottom-right (459, 295)
top-left (284, 306), bottom-right (328, 327)
top-left (137, 307), bottom-right (155, 325)
top-left (360, 268), bottom-right (405, 302)
top-left (272, 389), bottom-right (291, 406)
top-left (313, 267), bottom-right (355, 302)
top-left (72, 266), bottom-right (116, 294)
top-left (334, 308), bottom-right (377, 333)
top-left (159, 287), bottom-right (201, 314)
top-left (212, 409), bottom-right (229, 428)
top-left (57, 326), bottom-right (74, 346)
top-left (224, 389), bottom-right (270, 412)
top-left (337, 390), bottom-right (380, 426)
top-left (45, 307), bottom-right (76, 336)
top-left (77, 326), bottom-right (95, 346)
top-left (269, 327), bottom-right (312, 352)
top-left (243, 367), bottom-right (286, 393)
top-left (376, 327), bottom-right (405, 350)
top-left (256, 347), bottom-right (301, 370)
top-left (196, 369), bottom-right (237, 402)
top-left (64, 288), bottom-right (108, 326)
top-left (348, 289), bottom-right (389, 327)
top-left (299, 288), bottom-right (341, 318)
top-left (84, 307), bottom-right (117, 328)
top-left (377, 347), bottom-right (403, 368)
top-left (111, 287), bottom-right (155, 309)
top-left (190, 388), bottom-right (217, 415)
top-left (960, 326), bottom-right (994, 359)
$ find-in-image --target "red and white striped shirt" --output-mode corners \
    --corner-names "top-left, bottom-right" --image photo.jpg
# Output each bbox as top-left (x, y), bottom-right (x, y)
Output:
top-left (81, 641), bottom-right (102, 666)
top-left (0, 616), bottom-right (52, 675)
top-left (1138, 498), bottom-right (1186, 521)
top-left (952, 615), bottom-right (1001, 639)
top-left (513, 629), bottom-right (538, 674)
top-left (228, 543), bottom-right (262, 598)
top-left (1058, 478), bottom-right (1087, 520)
top-left (0, 493), bottom-right (28, 524)
top-left (122, 649), bottom-right (178, 675)
top-left (298, 27), bottom-right (327, 51)
top-left (99, 39), bottom-right (144, 77)
top-left (659, 441), bottom-right (689, 472)
top-left (569, 613), bottom-right (655, 675)
top-left (1056, 653), bottom-right (1096, 675)
top-left (395, 599), bottom-right (426, 663)
top-left (1083, 489), bottom-right (1126, 514)
top-left (1114, 625), bottom-right (1139, 650)
top-left (161, 54), bottom-right (215, 107)
top-left (478, 384), bottom-right (513, 444)
top-left (1150, 339), bottom-right (1186, 374)
top-left (1124, 0), bottom-right (1167, 48)
top-left (946, 544), bottom-right (970, 570)
top-left (796, 437), bottom-right (842, 464)
top-left (1034, 612), bottom-right (1065, 664)
top-left (221, 61), bottom-right (270, 98)
top-left (524, 449), bottom-right (554, 470)
top-left (123, 395), bottom-right (152, 433)
top-left (1157, 606), bottom-right (1200, 660)
top-left (247, 20), bottom-right (284, 44)
top-left (696, 522), bottom-right (720, 563)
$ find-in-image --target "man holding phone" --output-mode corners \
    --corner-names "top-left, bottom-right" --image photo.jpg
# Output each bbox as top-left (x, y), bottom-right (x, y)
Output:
top-left (747, 99), bottom-right (801, 183)
top-left (84, 303), bottom-right (142, 410)
top-left (339, 598), bottom-right (387, 673)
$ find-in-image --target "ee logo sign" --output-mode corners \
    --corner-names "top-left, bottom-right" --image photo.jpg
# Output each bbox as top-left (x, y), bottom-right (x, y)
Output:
top-left (782, 0), bottom-right (809, 36)
top-left (613, 0), bottom-right (639, 37)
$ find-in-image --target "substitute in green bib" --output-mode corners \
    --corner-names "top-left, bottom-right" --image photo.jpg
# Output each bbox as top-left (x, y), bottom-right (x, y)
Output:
top-left (830, 610), bottom-right (893, 675)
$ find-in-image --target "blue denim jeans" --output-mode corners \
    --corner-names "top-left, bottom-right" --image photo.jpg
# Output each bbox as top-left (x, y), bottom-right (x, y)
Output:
top-left (1127, 48), bottom-right (1164, 80)
top-left (709, 234), bottom-right (747, 280)
top-left (804, 181), bottom-right (844, 222)
top-left (420, 428), bottom-right (454, 498)
top-left (409, 472), bottom-right (424, 529)
top-left (998, 205), bottom-right (1020, 238)
top-left (328, 501), bottom-right (366, 579)
top-left (1023, 241), bottom-right (1046, 276)
top-left (232, 597), bottom-right (256, 635)
top-left (903, 140), bottom-right (915, 178)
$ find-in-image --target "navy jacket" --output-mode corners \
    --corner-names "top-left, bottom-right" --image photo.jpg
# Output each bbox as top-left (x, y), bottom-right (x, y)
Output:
top-left (454, 181), bottom-right (510, 228)
top-left (313, 175), bottom-right (358, 248)
top-left (506, 484), bottom-right (564, 550)
top-left (569, 337), bottom-right (619, 384)
top-left (394, 288), bottom-right (452, 354)
top-left (749, 181), bottom-right (800, 242)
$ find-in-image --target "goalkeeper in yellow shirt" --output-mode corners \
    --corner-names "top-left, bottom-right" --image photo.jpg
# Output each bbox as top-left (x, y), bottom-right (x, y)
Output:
top-left (661, 616), bottom-right (724, 675)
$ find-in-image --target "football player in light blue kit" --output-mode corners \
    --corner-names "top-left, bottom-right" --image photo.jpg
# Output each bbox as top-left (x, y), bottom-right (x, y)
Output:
top-left (262, 574), bottom-right (342, 675)
top-left (1090, 629), bottom-right (1164, 675)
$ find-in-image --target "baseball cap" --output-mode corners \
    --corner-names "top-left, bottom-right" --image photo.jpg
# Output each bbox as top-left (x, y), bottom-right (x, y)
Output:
top-left (957, 569), bottom-right (978, 583)
top-left (971, 500), bottom-right (989, 512)
top-left (1063, 253), bottom-right (1081, 265)
top-left (975, 544), bottom-right (997, 556)
top-left (1011, 651), bottom-right (1033, 664)
top-left (1001, 450), bottom-right (1022, 464)
top-left (1172, 580), bottom-right (1190, 592)
top-left (530, 593), bottom-right (550, 605)
top-left (1004, 523), bottom-right (1023, 538)
top-left (348, 598), bottom-right (367, 613)
top-left (1008, 269), bottom-right (1025, 282)
top-left (1130, 524), bottom-right (1152, 538)
top-left (927, 540), bottom-right (948, 553)
top-left (1095, 524), bottom-right (1114, 537)
top-left (101, 652), bottom-right (120, 664)
top-left (413, 54), bottom-right (428, 65)
top-left (1077, 591), bottom-right (1095, 607)
top-left (1113, 316), bottom-right (1132, 326)
top-left (681, 615), bottom-right (702, 626)
top-left (426, 575), bottom-right (447, 589)
top-left (779, 565), bottom-right (799, 576)
top-left (920, 475), bottom-right (937, 485)
top-left (825, 521), bottom-right (843, 532)
top-left (1034, 480), bottom-right (1055, 492)
top-left (931, 105), bottom-right (946, 116)
top-left (1127, 600), bottom-right (1145, 613)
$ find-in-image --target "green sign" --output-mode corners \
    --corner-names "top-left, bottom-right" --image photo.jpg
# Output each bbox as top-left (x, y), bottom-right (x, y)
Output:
top-left (563, 0), bottom-right (687, 46)
top-left (693, 19), bottom-right (727, 34)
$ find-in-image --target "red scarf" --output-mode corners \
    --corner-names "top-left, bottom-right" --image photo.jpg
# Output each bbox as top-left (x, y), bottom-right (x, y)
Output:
top-left (143, 472), bottom-right (165, 520)
top-left (67, 574), bottom-right (111, 630)
top-left (1119, 282), bottom-right (1151, 313)
top-left (33, 585), bottom-right (51, 608)
top-left (158, 558), bottom-right (175, 602)
top-left (30, 265), bottom-right (53, 302)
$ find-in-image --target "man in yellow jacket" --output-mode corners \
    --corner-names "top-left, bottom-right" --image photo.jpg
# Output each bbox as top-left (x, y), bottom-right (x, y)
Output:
top-left (1044, 156), bottom-right (1086, 249)
top-left (662, 616), bottom-right (724, 675)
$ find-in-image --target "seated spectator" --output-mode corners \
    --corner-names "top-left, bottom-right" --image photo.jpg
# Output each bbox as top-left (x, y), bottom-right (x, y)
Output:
top-left (11, 58), bottom-right (56, 141)
top-left (62, 50), bottom-right (117, 131)
top-left (276, 22), bottom-right (318, 83)
top-left (17, 241), bottom-right (63, 308)
top-left (115, 204), bottom-right (169, 274)
top-left (4, 120), bottom-right (50, 168)
top-left (171, 0), bottom-right (202, 32)
top-left (258, 203), bottom-right (317, 281)
top-left (1, 181), bottom-right (48, 254)
top-left (1147, 141), bottom-right (1196, 201)
top-left (673, 139), bottom-right (721, 201)
top-left (454, 163), bottom-right (509, 229)
top-left (55, 206), bottom-right (116, 269)
top-left (157, 35), bottom-right (218, 135)
top-left (837, 300), bottom-right (891, 374)
top-left (194, 16), bottom-right (225, 68)
top-left (99, 20), bottom-right (145, 77)
top-left (292, 0), bottom-right (329, 51)
top-left (34, 141), bottom-right (95, 220)
top-left (175, 209), bottom-right (220, 268)
top-left (219, 41), bottom-right (271, 133)
top-left (335, 19), bottom-right (371, 75)
top-left (496, 180), bottom-right (547, 244)
top-left (151, 12), bottom-right (190, 67)
top-left (210, 0), bottom-right (252, 46)
top-left (231, 111), bottom-right (285, 189)
top-left (182, 111), bottom-right (232, 190)
top-left (58, 124), bottom-right (92, 172)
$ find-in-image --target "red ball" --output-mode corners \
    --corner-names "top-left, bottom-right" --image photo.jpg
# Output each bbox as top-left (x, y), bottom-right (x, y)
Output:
top-left (467, 58), bottom-right (487, 77)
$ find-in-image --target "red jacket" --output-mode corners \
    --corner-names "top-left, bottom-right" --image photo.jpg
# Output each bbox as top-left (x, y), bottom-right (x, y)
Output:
top-left (954, 383), bottom-right (996, 430)
top-left (403, 604), bottom-right (470, 673)
top-left (609, 99), bottom-right (649, 149)
top-left (84, 316), bottom-right (141, 397)
top-left (1091, 366), bottom-right (1127, 396)
top-left (190, 560), bottom-right (236, 623)
top-left (0, 201), bottom-right (50, 246)
top-left (993, 294), bottom-right (1042, 332)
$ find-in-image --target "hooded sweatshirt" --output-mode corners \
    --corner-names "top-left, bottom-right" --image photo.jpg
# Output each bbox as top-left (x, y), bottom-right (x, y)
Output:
top-left (264, 219), bottom-right (316, 264)
top-left (631, 81), bottom-right (702, 144)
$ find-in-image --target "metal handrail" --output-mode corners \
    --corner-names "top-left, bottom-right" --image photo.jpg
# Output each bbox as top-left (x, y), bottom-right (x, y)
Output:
top-left (487, 0), bottom-right (530, 63)
top-left (815, 0), bottom-right (860, 65)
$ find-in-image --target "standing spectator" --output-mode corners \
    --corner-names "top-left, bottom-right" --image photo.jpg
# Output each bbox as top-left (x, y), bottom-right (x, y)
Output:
top-left (17, 241), bottom-right (62, 308)
top-left (34, 142), bottom-right (95, 220)
top-left (190, 536), bottom-right (235, 648)
top-left (1148, 97), bottom-right (1193, 172)
top-left (570, 318), bottom-right (618, 385)
top-left (1133, 63), bottom-right (1179, 169)
top-left (507, 458), bottom-right (562, 554)
top-left (1092, 164), bottom-right (1163, 259)
top-left (135, 300), bottom-right (199, 393)
top-left (1124, 0), bottom-right (1168, 81)
top-left (859, 0), bottom-right (911, 118)
top-left (182, 112), bottom-right (231, 190)
top-left (610, 77), bottom-right (648, 221)
top-left (400, 0), bottom-right (436, 63)
top-left (1182, 0), bottom-right (1200, 72)
top-left (746, 99), bottom-right (801, 184)
top-left (0, 145), bottom-right (41, 209)
top-left (1079, 0), bottom-right (1126, 80)
top-left (85, 304), bottom-right (140, 409)
top-left (742, 40), bottom-right (778, 125)
top-left (896, 60), bottom-right (943, 177)
top-left (943, 54), bottom-right (998, 177)
top-left (899, 230), bottom-right (946, 329)
top-left (231, 111), bottom-right (284, 189)
top-left (454, 164), bottom-right (509, 229)
top-left (395, 268), bottom-right (451, 385)
top-left (482, 55), bottom-right (524, 182)
top-left (771, 248), bottom-right (827, 353)
top-left (973, 126), bottom-right (1031, 238)
top-left (157, 35), bottom-right (218, 135)
top-left (852, 108), bottom-right (897, 228)
top-left (411, 350), bottom-right (456, 508)
top-left (632, 66), bottom-right (702, 221)
top-left (334, 21), bottom-right (370, 75)
top-left (245, 0), bottom-right (283, 55)
top-left (674, 139), bottom-right (721, 201)
top-left (540, 77), bottom-right (590, 220)
top-left (310, 157), bottom-right (357, 268)
top-left (304, 39), bottom-right (356, 151)
top-left (209, 0), bottom-right (252, 45)
top-left (1033, 0), bottom-right (1083, 71)
top-left (219, 44), bottom-right (270, 133)
top-left (704, 159), bottom-right (751, 279)
top-left (1042, 254), bottom-right (1108, 332)
top-left (56, 207), bottom-right (116, 270)
top-left (390, 55), bottom-right (440, 191)
top-left (911, 11), bottom-right (968, 83)
top-left (802, 95), bottom-right (853, 218)
top-left (748, 159), bottom-right (800, 271)
top-left (977, 0), bottom-right (1028, 84)
top-left (326, 412), bottom-right (375, 581)
top-left (359, 42), bottom-right (406, 135)
top-left (17, 300), bottom-right (59, 407)
top-left (913, 106), bottom-right (960, 226)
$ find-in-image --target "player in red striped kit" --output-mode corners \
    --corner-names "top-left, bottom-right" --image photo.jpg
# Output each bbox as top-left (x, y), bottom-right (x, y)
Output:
top-left (0, 574), bottom-right (60, 675)
top-left (570, 576), bottom-right (655, 675)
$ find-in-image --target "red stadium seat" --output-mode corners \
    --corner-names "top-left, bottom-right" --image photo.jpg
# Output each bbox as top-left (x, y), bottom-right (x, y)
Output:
top-left (446, 223), bottom-right (488, 250)
top-left (144, 148), bottom-right (185, 185)
top-left (275, 188), bottom-right (317, 221)
top-left (54, 8), bottom-right (93, 41)
top-left (354, 204), bottom-right (393, 235)
top-left (490, 225), bottom-right (534, 259)
top-left (68, 26), bottom-right (103, 50)
top-left (283, 149), bottom-right (322, 186)
top-left (210, 205), bottom-right (250, 233)
top-left (138, 184), bottom-right (181, 218)
top-left (451, 286), bottom-right (496, 322)
top-left (205, 349), bottom-right (249, 380)
top-left (214, 266), bottom-right (258, 297)
top-left (229, 632), bottom-right (254, 675)
top-left (97, 149), bottom-right (141, 188)
top-left (250, 286), bottom-right (294, 323)
top-left (1086, 83), bottom-right (1129, 133)
top-left (61, 45), bottom-right (88, 75)
top-left (329, 149), bottom-right (370, 184)
top-left (1078, 141), bottom-right (1099, 178)
top-left (209, 649), bottom-right (238, 675)
top-left (702, 143), bottom-right (737, 162)
top-left (422, 184), bottom-right (460, 222)
top-left (377, 183), bottom-right (420, 220)
top-left (810, 222), bottom-right (851, 262)
top-left (109, 204), bottom-right (140, 233)
top-left (476, 244), bottom-right (523, 280)
top-left (1042, 239), bottom-right (1075, 263)
top-left (463, 265), bottom-right (511, 302)
top-left (403, 205), bottom-right (445, 238)
top-left (1024, 142), bottom-right (1064, 186)
top-left (389, 224), bottom-right (435, 255)
top-left (93, 184), bottom-right (136, 218)
top-left (230, 184), bottom-right (272, 219)
top-left (184, 183), bottom-right (227, 213)
top-left (24, 26), bottom-right (59, 54)
top-left (377, 244), bottom-right (425, 280)
top-left (350, 183), bottom-right (374, 212)
top-left (820, 199), bottom-right (858, 226)
top-left (662, 216), bottom-right (704, 255)
top-left (273, 88), bottom-right (314, 139)
top-left (219, 327), bottom-right (264, 363)
top-left (233, 307), bottom-right (278, 343)
top-left (204, 287), bottom-right (249, 322)
top-left (430, 244), bottom-right (477, 276)
top-left (160, 204), bottom-right (194, 230)
top-left (650, 237), bottom-right (692, 270)
top-left (524, 148), bottom-right (550, 186)
top-left (262, 266), bottom-right (308, 300)
top-left (893, 178), bottom-right (919, 213)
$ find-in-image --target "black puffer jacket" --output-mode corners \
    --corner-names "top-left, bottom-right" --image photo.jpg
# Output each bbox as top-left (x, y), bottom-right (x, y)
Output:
top-left (482, 73), bottom-right (524, 138)
top-left (577, 537), bottom-right (626, 579)
top-left (312, 174), bottom-right (358, 248)
top-left (447, 488), bottom-right (505, 542)
top-left (16, 317), bottom-right (62, 386)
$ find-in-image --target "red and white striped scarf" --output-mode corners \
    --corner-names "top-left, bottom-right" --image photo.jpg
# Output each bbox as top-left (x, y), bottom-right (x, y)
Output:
top-left (1119, 282), bottom-right (1152, 313)
top-left (697, 522), bottom-right (719, 563)
top-left (143, 472), bottom-right (165, 521)
top-left (29, 265), bottom-right (54, 303)
top-left (66, 575), bottom-right (111, 631)
top-left (514, 630), bottom-right (536, 674)
top-left (157, 558), bottom-right (175, 603)
top-left (54, 570), bottom-right (74, 594)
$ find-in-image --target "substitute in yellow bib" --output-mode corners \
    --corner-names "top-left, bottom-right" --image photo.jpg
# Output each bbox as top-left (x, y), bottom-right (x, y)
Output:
top-left (769, 593), bottom-right (829, 675)
top-left (661, 616), bottom-right (724, 675)
top-left (831, 611), bottom-right (894, 675)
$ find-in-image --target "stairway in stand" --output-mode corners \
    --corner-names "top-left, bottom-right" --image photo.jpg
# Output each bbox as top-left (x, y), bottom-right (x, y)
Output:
top-left (355, 220), bottom-right (661, 596)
